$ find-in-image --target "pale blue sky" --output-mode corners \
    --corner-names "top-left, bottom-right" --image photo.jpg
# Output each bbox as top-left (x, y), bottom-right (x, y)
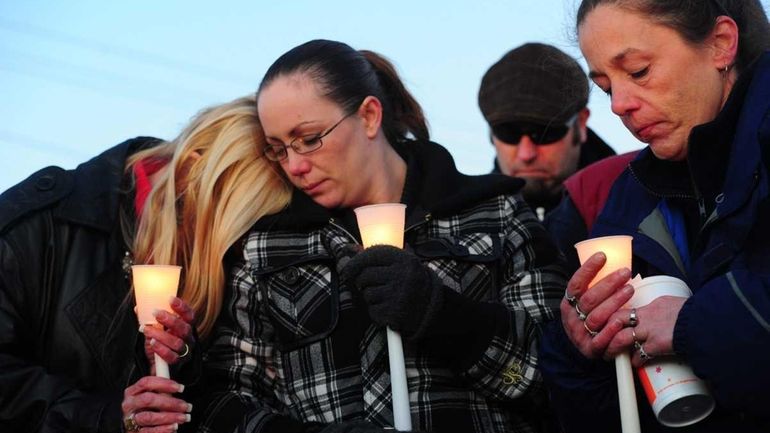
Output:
top-left (2, 1), bottom-right (767, 192)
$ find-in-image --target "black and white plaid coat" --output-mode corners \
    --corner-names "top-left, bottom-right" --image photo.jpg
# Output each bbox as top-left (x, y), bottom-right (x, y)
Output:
top-left (200, 141), bottom-right (567, 433)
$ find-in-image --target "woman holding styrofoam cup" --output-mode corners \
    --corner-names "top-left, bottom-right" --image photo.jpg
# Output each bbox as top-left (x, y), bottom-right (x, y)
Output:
top-left (625, 276), bottom-right (715, 427)
top-left (537, 0), bottom-right (770, 431)
top-left (569, 237), bottom-right (713, 426)
top-left (555, 235), bottom-right (715, 429)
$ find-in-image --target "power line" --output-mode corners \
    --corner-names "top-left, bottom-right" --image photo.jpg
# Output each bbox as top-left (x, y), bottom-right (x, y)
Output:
top-left (0, 129), bottom-right (91, 159)
top-left (0, 16), bottom-right (256, 86)
top-left (0, 48), bottom-right (228, 110)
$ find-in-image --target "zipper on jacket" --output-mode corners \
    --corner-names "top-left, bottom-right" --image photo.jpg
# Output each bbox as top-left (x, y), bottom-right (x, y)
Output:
top-left (684, 157), bottom-right (711, 222)
top-left (685, 158), bottom-right (718, 250)
top-left (328, 218), bottom-right (361, 245)
top-left (405, 212), bottom-right (432, 233)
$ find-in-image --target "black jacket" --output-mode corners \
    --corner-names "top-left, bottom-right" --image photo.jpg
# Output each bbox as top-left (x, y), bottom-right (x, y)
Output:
top-left (0, 137), bottom-right (159, 433)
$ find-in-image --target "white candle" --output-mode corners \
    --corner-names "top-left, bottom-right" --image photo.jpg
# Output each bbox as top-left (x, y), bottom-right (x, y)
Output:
top-left (354, 203), bottom-right (411, 431)
top-left (574, 235), bottom-right (640, 433)
top-left (354, 203), bottom-right (406, 249)
top-left (132, 264), bottom-right (181, 379)
top-left (575, 235), bottom-right (633, 288)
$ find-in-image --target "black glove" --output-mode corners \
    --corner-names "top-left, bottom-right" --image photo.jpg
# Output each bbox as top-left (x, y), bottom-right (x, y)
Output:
top-left (344, 245), bottom-right (444, 341)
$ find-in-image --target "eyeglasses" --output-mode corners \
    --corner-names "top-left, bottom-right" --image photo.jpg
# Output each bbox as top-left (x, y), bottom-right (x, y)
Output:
top-left (263, 112), bottom-right (353, 161)
top-left (492, 115), bottom-right (578, 145)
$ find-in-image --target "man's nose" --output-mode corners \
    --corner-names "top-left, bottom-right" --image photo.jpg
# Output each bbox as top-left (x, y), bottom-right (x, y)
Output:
top-left (515, 135), bottom-right (538, 163)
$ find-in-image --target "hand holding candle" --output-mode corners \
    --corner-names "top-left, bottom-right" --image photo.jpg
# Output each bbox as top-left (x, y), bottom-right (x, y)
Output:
top-left (573, 235), bottom-right (639, 433)
top-left (353, 203), bottom-right (411, 432)
top-left (132, 265), bottom-right (182, 379)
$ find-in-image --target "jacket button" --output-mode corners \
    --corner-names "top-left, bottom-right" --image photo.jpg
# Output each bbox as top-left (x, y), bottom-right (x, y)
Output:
top-left (281, 267), bottom-right (300, 285)
top-left (35, 175), bottom-right (56, 191)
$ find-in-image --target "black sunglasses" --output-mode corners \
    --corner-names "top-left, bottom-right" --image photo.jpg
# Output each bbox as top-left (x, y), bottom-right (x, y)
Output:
top-left (492, 115), bottom-right (577, 145)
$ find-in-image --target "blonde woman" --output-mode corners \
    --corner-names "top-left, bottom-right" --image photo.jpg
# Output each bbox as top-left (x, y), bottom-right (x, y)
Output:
top-left (0, 95), bottom-right (290, 433)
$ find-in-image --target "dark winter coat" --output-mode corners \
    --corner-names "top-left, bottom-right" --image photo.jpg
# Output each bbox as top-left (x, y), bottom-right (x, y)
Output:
top-left (0, 137), bottom-right (158, 433)
top-left (540, 52), bottom-right (770, 432)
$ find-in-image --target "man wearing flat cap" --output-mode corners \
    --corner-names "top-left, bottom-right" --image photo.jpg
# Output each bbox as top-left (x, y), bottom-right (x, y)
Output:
top-left (478, 42), bottom-right (615, 220)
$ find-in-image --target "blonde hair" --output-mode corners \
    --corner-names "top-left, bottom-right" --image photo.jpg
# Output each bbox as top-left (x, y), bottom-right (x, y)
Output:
top-left (127, 95), bottom-right (291, 339)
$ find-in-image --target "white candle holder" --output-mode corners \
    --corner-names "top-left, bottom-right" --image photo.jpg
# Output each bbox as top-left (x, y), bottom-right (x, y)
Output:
top-left (354, 203), bottom-right (411, 431)
top-left (132, 264), bottom-right (181, 379)
top-left (574, 235), bottom-right (640, 433)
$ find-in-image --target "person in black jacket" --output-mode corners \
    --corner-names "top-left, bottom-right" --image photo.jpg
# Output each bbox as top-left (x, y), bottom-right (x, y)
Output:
top-left (0, 95), bottom-right (291, 433)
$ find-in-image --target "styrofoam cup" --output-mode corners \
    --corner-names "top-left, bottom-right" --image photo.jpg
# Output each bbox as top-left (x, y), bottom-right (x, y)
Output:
top-left (629, 276), bottom-right (715, 427)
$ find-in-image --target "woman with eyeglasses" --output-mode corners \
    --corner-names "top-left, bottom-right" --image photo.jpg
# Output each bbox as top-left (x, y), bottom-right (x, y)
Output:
top-left (197, 39), bottom-right (566, 433)
top-left (539, 0), bottom-right (770, 431)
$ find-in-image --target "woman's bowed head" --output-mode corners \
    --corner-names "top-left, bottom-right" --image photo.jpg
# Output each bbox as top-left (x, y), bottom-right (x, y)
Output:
top-left (577, 0), bottom-right (769, 161)
top-left (561, 0), bottom-right (770, 366)
top-left (121, 95), bottom-right (292, 432)
top-left (257, 40), bottom-right (428, 209)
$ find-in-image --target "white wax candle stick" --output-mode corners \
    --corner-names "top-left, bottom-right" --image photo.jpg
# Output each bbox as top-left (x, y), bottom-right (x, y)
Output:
top-left (353, 204), bottom-right (411, 430)
top-left (616, 352), bottom-right (641, 433)
top-left (387, 327), bottom-right (411, 431)
top-left (155, 353), bottom-right (170, 379)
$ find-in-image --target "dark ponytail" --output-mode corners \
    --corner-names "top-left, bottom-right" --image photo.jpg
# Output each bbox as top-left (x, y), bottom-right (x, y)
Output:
top-left (258, 39), bottom-right (429, 145)
top-left (359, 50), bottom-right (429, 143)
top-left (576, 0), bottom-right (770, 73)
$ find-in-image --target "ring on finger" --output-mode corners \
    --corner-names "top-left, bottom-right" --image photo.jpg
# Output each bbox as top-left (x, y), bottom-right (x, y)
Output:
top-left (123, 413), bottom-right (140, 432)
top-left (575, 303), bottom-right (588, 321)
top-left (631, 329), bottom-right (642, 350)
top-left (638, 344), bottom-right (653, 362)
top-left (583, 321), bottom-right (598, 337)
top-left (178, 343), bottom-right (190, 359)
top-left (629, 308), bottom-right (638, 327)
top-left (565, 290), bottom-right (578, 307)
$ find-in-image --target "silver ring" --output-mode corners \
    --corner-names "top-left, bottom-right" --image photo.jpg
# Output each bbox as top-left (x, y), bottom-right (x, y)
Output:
top-left (629, 308), bottom-right (638, 327)
top-left (575, 303), bottom-right (588, 321)
top-left (584, 321), bottom-right (598, 337)
top-left (178, 343), bottom-right (190, 359)
top-left (631, 329), bottom-right (641, 350)
top-left (638, 344), bottom-right (653, 362)
top-left (565, 290), bottom-right (578, 307)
